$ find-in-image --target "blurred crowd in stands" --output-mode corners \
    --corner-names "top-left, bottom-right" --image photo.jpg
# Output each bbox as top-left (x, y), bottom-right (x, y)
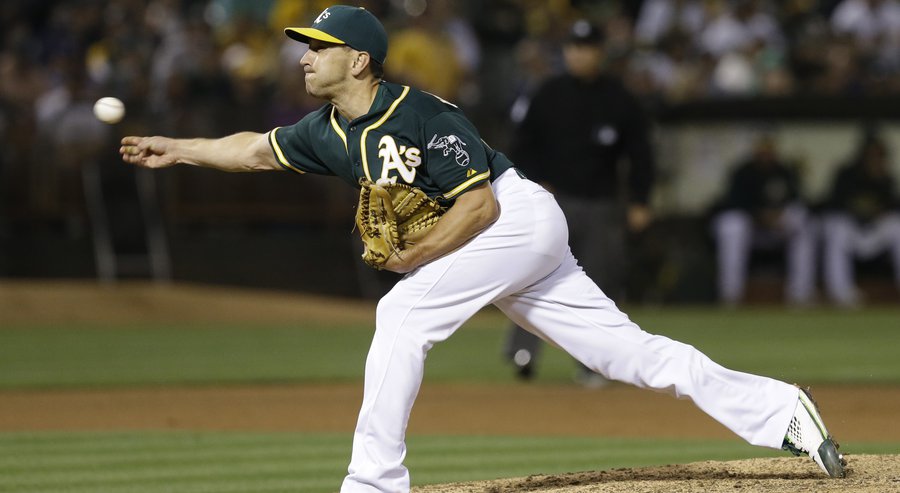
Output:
top-left (1, 0), bottom-right (899, 303)
top-left (3, 0), bottom-right (900, 154)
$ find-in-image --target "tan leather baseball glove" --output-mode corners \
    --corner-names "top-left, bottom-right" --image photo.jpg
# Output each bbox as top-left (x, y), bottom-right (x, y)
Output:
top-left (355, 179), bottom-right (445, 269)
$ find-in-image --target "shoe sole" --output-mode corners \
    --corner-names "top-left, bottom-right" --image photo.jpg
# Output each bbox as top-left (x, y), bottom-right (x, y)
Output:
top-left (816, 438), bottom-right (847, 478)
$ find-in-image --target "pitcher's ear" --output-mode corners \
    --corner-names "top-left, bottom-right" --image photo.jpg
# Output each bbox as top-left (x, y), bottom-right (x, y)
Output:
top-left (351, 51), bottom-right (371, 76)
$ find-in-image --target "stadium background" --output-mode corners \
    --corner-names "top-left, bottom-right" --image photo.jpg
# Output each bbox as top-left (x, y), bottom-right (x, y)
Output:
top-left (2, 0), bottom-right (900, 300)
top-left (1, 1), bottom-right (900, 492)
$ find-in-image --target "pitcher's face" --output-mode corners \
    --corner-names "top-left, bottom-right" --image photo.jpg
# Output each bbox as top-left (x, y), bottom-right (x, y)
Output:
top-left (301, 39), bottom-right (356, 98)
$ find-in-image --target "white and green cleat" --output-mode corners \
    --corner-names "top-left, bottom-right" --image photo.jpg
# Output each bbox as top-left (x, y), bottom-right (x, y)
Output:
top-left (782, 387), bottom-right (847, 478)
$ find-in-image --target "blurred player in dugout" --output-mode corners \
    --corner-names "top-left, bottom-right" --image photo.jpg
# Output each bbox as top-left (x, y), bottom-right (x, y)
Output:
top-left (821, 129), bottom-right (900, 307)
top-left (712, 135), bottom-right (816, 306)
top-left (503, 19), bottom-right (656, 385)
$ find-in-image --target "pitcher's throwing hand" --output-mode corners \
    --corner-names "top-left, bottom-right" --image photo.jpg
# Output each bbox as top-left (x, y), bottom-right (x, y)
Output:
top-left (120, 136), bottom-right (178, 169)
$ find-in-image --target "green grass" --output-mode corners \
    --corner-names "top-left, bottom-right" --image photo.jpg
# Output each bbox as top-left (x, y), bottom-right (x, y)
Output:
top-left (2, 307), bottom-right (900, 388)
top-left (0, 324), bottom-right (372, 388)
top-left (1, 431), bottom-right (896, 493)
top-left (625, 307), bottom-right (900, 383)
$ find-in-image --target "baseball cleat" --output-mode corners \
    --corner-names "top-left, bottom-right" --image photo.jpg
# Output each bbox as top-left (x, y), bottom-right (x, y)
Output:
top-left (782, 387), bottom-right (846, 478)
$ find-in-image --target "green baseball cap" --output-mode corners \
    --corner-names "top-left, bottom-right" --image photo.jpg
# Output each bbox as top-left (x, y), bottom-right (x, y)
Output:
top-left (285, 5), bottom-right (388, 64)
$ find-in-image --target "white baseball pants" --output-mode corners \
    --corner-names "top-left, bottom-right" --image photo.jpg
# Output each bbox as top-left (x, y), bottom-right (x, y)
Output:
top-left (822, 212), bottom-right (900, 305)
top-left (341, 169), bottom-right (799, 493)
top-left (712, 205), bottom-right (816, 305)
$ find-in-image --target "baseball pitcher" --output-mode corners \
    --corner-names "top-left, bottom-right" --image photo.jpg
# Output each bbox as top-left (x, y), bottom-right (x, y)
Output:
top-left (120, 5), bottom-right (845, 492)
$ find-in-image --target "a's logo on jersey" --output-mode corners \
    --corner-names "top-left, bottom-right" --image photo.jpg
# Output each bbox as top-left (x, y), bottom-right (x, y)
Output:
top-left (314, 9), bottom-right (331, 24)
top-left (378, 135), bottom-right (421, 183)
top-left (427, 134), bottom-right (470, 167)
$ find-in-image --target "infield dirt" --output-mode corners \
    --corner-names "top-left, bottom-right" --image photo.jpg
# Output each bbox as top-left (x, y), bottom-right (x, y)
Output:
top-left (414, 455), bottom-right (900, 492)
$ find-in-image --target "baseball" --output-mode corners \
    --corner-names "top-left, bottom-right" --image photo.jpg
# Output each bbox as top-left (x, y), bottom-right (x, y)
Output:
top-left (93, 97), bottom-right (125, 124)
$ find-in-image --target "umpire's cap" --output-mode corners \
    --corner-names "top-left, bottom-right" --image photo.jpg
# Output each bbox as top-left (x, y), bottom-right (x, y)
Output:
top-left (285, 5), bottom-right (388, 64)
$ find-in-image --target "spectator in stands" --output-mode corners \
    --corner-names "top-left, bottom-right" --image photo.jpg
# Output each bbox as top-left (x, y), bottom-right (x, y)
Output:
top-left (703, 0), bottom-right (787, 97)
top-left (821, 130), bottom-right (900, 306)
top-left (700, 0), bottom-right (784, 58)
top-left (831, 0), bottom-right (900, 75)
top-left (634, 0), bottom-right (706, 48)
top-left (712, 134), bottom-right (816, 305)
top-left (385, 0), bottom-right (475, 102)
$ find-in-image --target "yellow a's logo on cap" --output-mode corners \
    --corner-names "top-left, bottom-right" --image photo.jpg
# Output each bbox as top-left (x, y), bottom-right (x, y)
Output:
top-left (315, 9), bottom-right (330, 24)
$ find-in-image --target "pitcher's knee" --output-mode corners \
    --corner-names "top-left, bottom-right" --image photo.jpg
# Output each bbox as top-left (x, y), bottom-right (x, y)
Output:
top-left (374, 297), bottom-right (430, 348)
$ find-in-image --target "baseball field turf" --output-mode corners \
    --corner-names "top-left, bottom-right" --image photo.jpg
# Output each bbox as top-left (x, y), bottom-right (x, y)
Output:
top-left (1, 282), bottom-right (899, 492)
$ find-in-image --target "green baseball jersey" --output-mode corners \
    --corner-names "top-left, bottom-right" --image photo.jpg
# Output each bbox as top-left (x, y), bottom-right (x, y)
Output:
top-left (267, 81), bottom-right (514, 205)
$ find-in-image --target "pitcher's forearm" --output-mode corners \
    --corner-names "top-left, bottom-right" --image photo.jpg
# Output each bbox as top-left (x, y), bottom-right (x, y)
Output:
top-left (178, 132), bottom-right (280, 172)
top-left (383, 184), bottom-right (499, 273)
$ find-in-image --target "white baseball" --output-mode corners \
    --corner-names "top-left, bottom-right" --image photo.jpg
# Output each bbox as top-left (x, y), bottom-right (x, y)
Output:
top-left (93, 97), bottom-right (125, 124)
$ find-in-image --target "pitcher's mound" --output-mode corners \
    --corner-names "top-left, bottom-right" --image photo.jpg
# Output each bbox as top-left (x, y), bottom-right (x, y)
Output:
top-left (414, 454), bottom-right (899, 493)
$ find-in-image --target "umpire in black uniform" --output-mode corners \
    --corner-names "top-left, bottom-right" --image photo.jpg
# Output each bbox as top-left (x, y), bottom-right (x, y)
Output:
top-left (503, 19), bottom-right (656, 384)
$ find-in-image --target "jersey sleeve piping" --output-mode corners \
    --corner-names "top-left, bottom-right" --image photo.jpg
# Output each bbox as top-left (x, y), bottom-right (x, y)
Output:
top-left (328, 107), bottom-right (349, 153)
top-left (442, 170), bottom-right (491, 200)
top-left (268, 128), bottom-right (305, 174)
